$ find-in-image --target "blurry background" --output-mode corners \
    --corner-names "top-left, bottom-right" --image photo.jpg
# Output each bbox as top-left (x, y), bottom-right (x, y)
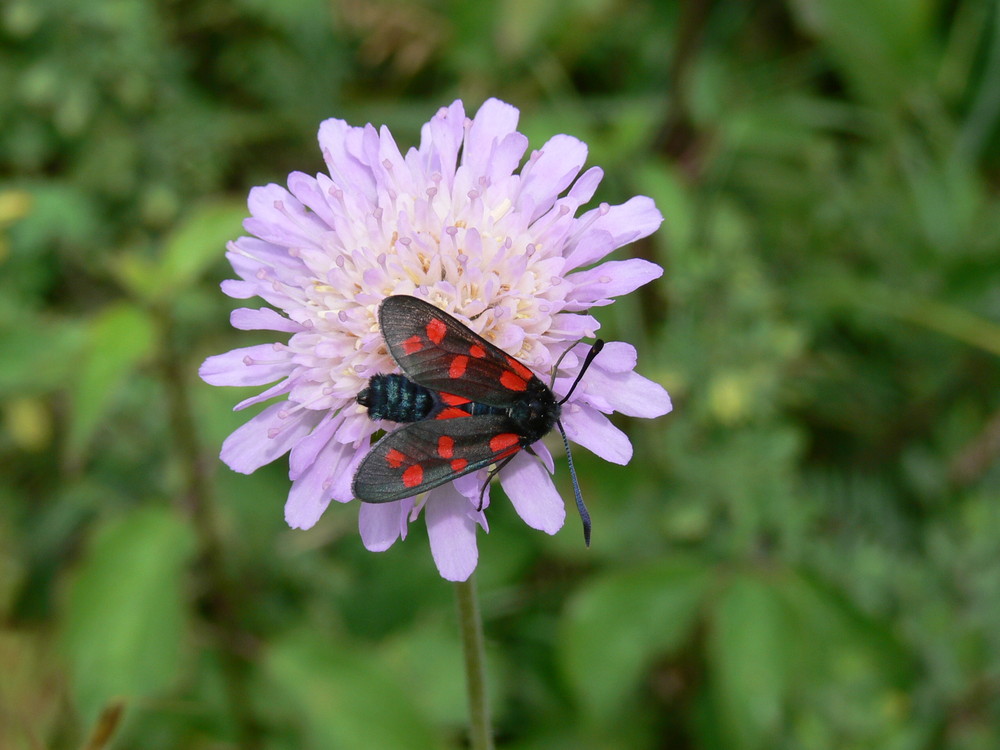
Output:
top-left (3, 0), bottom-right (1000, 747)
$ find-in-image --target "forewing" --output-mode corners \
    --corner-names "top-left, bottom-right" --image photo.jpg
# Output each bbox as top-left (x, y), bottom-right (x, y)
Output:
top-left (378, 295), bottom-right (539, 407)
top-left (352, 415), bottom-right (525, 503)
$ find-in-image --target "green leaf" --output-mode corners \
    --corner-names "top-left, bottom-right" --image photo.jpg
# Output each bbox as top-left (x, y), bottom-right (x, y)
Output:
top-left (61, 507), bottom-right (196, 724)
top-left (117, 201), bottom-right (245, 303)
top-left (157, 201), bottom-right (246, 292)
top-left (786, 0), bottom-right (935, 103)
top-left (0, 312), bottom-right (85, 396)
top-left (7, 181), bottom-right (101, 253)
top-left (496, 0), bottom-right (557, 59)
top-left (779, 571), bottom-right (914, 688)
top-left (376, 615), bottom-right (469, 727)
top-left (266, 631), bottom-right (442, 750)
top-left (559, 557), bottom-right (709, 719)
top-left (707, 573), bottom-right (792, 750)
top-left (66, 303), bottom-right (156, 463)
top-left (635, 162), bottom-right (695, 256)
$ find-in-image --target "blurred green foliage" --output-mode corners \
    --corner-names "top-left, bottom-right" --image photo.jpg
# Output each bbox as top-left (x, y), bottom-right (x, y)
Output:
top-left (2, 0), bottom-right (1000, 748)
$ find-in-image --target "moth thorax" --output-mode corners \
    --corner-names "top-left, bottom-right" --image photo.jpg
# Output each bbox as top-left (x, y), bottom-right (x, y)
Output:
top-left (358, 374), bottom-right (435, 423)
top-left (509, 379), bottom-right (560, 442)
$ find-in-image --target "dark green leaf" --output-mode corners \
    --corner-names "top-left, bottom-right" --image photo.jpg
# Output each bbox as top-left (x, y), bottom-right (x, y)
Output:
top-left (66, 303), bottom-right (155, 463)
top-left (266, 630), bottom-right (442, 750)
top-left (559, 557), bottom-right (709, 719)
top-left (0, 312), bottom-right (85, 396)
top-left (707, 573), bottom-right (791, 750)
top-left (61, 507), bottom-right (196, 725)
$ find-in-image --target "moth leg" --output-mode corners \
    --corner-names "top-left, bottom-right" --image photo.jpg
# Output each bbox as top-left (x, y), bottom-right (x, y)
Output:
top-left (548, 339), bottom-right (585, 389)
top-left (477, 454), bottom-right (518, 511)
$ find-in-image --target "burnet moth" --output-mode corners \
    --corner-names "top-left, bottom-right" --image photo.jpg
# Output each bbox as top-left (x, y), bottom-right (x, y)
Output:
top-left (352, 295), bottom-right (604, 545)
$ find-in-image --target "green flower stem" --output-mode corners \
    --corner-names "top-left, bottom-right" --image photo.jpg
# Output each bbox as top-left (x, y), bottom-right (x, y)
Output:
top-left (455, 574), bottom-right (494, 750)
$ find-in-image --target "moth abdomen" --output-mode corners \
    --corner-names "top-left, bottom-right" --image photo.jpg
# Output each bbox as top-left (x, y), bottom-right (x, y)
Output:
top-left (358, 373), bottom-right (435, 423)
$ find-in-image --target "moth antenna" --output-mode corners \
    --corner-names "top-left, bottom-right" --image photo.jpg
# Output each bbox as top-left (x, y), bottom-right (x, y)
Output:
top-left (558, 339), bottom-right (605, 405)
top-left (557, 420), bottom-right (591, 546)
top-left (551, 339), bottom-right (602, 544)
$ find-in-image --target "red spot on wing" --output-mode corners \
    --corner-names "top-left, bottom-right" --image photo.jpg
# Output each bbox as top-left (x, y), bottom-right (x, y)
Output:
top-left (402, 335), bottom-right (423, 355)
top-left (506, 356), bottom-right (534, 381)
top-left (402, 464), bottom-right (424, 488)
top-left (490, 433), bottom-right (520, 453)
top-left (437, 435), bottom-right (454, 459)
top-left (469, 344), bottom-right (486, 358)
top-left (386, 449), bottom-right (406, 469)
top-left (426, 318), bottom-right (446, 344)
top-left (449, 355), bottom-right (468, 379)
top-left (440, 392), bottom-right (471, 406)
top-left (500, 371), bottom-right (528, 392)
top-left (436, 407), bottom-right (470, 420)
top-left (451, 458), bottom-right (468, 472)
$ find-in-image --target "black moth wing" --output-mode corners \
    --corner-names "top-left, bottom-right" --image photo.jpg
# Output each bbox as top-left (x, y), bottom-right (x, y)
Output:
top-left (378, 295), bottom-right (541, 408)
top-left (352, 415), bottom-right (525, 503)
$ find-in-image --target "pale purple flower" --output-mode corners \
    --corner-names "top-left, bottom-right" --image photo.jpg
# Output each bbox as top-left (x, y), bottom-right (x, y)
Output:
top-left (200, 99), bottom-right (671, 581)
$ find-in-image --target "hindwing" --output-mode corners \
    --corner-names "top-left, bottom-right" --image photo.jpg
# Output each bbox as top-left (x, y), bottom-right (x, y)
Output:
top-left (352, 415), bottom-right (525, 503)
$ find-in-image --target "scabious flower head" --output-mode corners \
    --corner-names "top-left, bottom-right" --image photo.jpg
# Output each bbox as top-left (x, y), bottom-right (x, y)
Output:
top-left (200, 99), bottom-right (672, 581)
